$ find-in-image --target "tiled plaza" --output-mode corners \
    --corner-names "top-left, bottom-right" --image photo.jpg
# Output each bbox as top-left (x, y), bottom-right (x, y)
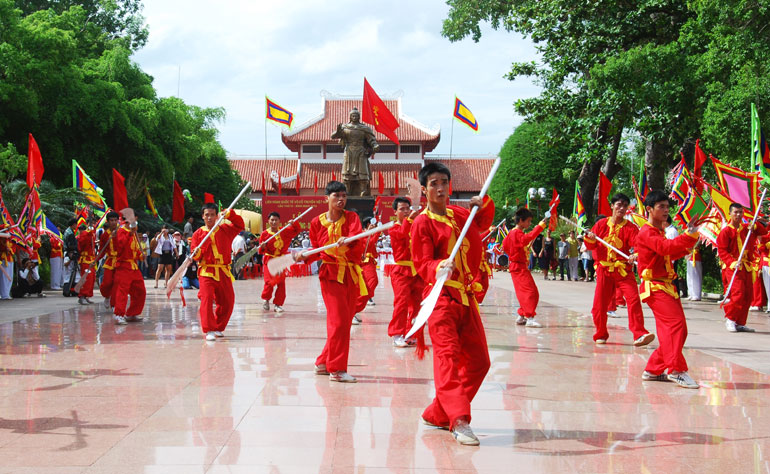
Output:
top-left (0, 272), bottom-right (769, 473)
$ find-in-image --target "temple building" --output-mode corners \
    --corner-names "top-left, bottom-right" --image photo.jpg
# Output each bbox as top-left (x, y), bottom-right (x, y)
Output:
top-left (228, 92), bottom-right (496, 204)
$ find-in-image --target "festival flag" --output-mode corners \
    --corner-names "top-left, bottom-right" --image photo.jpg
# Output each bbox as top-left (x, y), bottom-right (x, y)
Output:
top-left (172, 180), bottom-right (185, 222)
top-left (72, 160), bottom-right (107, 212)
top-left (670, 161), bottom-right (692, 205)
top-left (378, 171), bottom-right (384, 194)
top-left (548, 189), bottom-right (560, 231)
top-left (626, 212), bottom-right (647, 229)
top-left (112, 168), bottom-right (129, 211)
top-left (413, 171), bottom-right (417, 180)
top-left (394, 172), bottom-right (399, 195)
top-left (573, 182), bottom-right (587, 227)
top-left (749, 102), bottom-right (770, 181)
top-left (525, 192), bottom-right (530, 209)
top-left (261, 170), bottom-right (267, 196)
top-left (204, 192), bottom-right (215, 204)
top-left (453, 97), bottom-right (479, 132)
top-left (706, 182), bottom-right (735, 220)
top-left (313, 174), bottom-right (319, 194)
top-left (674, 188), bottom-right (709, 229)
top-left (265, 97), bottom-right (294, 128)
top-left (698, 206), bottom-right (723, 248)
top-left (597, 171), bottom-right (612, 216)
top-left (693, 139), bottom-right (707, 193)
top-left (277, 172), bottom-right (282, 195)
top-left (640, 168), bottom-right (650, 199)
top-left (373, 195), bottom-right (382, 221)
top-left (362, 78), bottom-right (400, 145)
top-left (332, 172), bottom-right (336, 182)
top-left (0, 185), bottom-right (14, 228)
top-left (631, 175), bottom-right (646, 218)
top-left (74, 206), bottom-right (88, 232)
top-left (494, 222), bottom-right (509, 250)
top-left (145, 186), bottom-right (159, 219)
top-left (710, 155), bottom-right (760, 212)
top-left (295, 174), bottom-right (301, 195)
top-left (26, 133), bottom-right (44, 189)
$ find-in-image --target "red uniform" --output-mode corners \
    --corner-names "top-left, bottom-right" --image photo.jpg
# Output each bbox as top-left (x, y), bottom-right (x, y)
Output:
top-left (191, 210), bottom-right (245, 334)
top-left (50, 238), bottom-right (63, 259)
top-left (476, 229), bottom-right (495, 303)
top-left (751, 244), bottom-right (766, 308)
top-left (387, 217), bottom-right (425, 337)
top-left (259, 221), bottom-right (301, 306)
top-left (77, 229), bottom-right (96, 298)
top-left (635, 224), bottom-right (698, 375)
top-left (354, 235), bottom-right (379, 313)
top-left (718, 221), bottom-right (767, 325)
top-left (411, 197), bottom-right (494, 430)
top-left (306, 210), bottom-right (366, 373)
top-left (584, 218), bottom-right (648, 342)
top-left (113, 225), bottom-right (146, 318)
top-left (502, 221), bottom-right (546, 318)
top-left (99, 229), bottom-right (119, 305)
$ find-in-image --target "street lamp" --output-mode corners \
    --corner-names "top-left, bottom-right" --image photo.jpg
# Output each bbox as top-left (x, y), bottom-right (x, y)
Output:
top-left (528, 187), bottom-right (548, 220)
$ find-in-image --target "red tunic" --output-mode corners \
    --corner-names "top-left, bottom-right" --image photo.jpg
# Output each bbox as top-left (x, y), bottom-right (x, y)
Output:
top-left (502, 222), bottom-right (547, 266)
top-left (77, 229), bottom-right (96, 265)
top-left (718, 221), bottom-right (767, 324)
top-left (636, 224), bottom-right (698, 301)
top-left (389, 217), bottom-right (417, 277)
top-left (112, 225), bottom-right (146, 317)
top-left (306, 210), bottom-right (366, 294)
top-left (387, 216), bottom-right (425, 337)
top-left (100, 229), bottom-right (119, 270)
top-left (502, 221), bottom-right (547, 318)
top-left (191, 210), bottom-right (245, 282)
top-left (259, 222), bottom-right (301, 258)
top-left (50, 239), bottom-right (63, 259)
top-left (584, 217), bottom-right (637, 277)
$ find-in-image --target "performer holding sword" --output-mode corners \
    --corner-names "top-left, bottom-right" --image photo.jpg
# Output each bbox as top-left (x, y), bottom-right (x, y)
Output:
top-left (259, 211), bottom-right (303, 313)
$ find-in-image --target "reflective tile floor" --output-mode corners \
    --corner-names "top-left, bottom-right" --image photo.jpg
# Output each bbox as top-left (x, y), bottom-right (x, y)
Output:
top-left (0, 275), bottom-right (769, 473)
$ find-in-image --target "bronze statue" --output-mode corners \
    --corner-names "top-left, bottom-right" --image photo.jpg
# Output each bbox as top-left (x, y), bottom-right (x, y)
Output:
top-left (331, 107), bottom-right (379, 196)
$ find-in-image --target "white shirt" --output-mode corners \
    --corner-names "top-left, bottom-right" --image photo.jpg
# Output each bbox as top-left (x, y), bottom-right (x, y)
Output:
top-left (231, 234), bottom-right (246, 255)
top-left (665, 225), bottom-right (679, 240)
top-left (19, 266), bottom-right (40, 282)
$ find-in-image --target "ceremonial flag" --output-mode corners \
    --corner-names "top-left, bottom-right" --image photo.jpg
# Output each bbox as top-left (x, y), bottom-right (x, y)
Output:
top-left (698, 207), bottom-right (723, 248)
top-left (525, 192), bottom-right (530, 209)
top-left (26, 133), bottom-right (44, 189)
top-left (0, 185), bottom-right (14, 228)
top-left (670, 161), bottom-right (692, 205)
top-left (112, 168), bottom-right (128, 211)
top-left (373, 195), bottom-right (382, 220)
top-left (453, 97), bottom-right (479, 132)
top-left (710, 155), bottom-right (760, 212)
top-left (693, 139), bottom-right (707, 193)
top-left (261, 171), bottom-right (266, 196)
top-left (597, 171), bottom-right (612, 216)
top-left (313, 174), bottom-right (319, 194)
top-left (204, 192), bottom-right (215, 204)
top-left (74, 206), bottom-right (88, 231)
top-left (277, 172), bottom-right (282, 195)
top-left (674, 188), bottom-right (709, 229)
top-left (494, 222), bottom-right (509, 249)
top-left (626, 212), bottom-right (647, 229)
top-left (706, 182), bottom-right (735, 220)
top-left (145, 187), bottom-right (159, 218)
top-left (394, 172), bottom-right (399, 195)
top-left (72, 160), bottom-right (107, 212)
top-left (548, 189), bottom-right (560, 231)
top-left (378, 171), bottom-right (384, 194)
top-left (332, 172), bottom-right (336, 182)
top-left (573, 183), bottom-right (587, 227)
top-left (295, 174), bottom-right (301, 195)
top-left (265, 97), bottom-right (294, 128)
top-left (172, 180), bottom-right (185, 222)
top-left (362, 78), bottom-right (400, 145)
top-left (640, 168), bottom-right (650, 199)
top-left (631, 175), bottom-right (646, 218)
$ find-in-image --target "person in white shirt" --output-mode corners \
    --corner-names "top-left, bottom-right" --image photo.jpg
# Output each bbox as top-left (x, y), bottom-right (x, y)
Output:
top-left (231, 232), bottom-right (246, 280)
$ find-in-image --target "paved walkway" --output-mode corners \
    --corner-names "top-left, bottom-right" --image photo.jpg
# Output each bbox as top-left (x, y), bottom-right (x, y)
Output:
top-left (0, 271), bottom-right (768, 473)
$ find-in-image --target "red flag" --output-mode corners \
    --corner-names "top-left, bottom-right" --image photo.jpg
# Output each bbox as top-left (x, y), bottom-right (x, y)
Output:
top-left (172, 180), bottom-right (185, 222)
top-left (693, 139), bottom-right (707, 194)
top-left (548, 188), bottom-right (560, 231)
top-left (277, 172), bottom-right (282, 195)
top-left (296, 173), bottom-right (301, 195)
top-left (204, 192), bottom-right (215, 204)
top-left (112, 168), bottom-right (129, 211)
top-left (394, 172), bottom-right (399, 195)
top-left (598, 171), bottom-right (612, 216)
top-left (314, 174), bottom-right (319, 194)
top-left (26, 133), bottom-right (44, 189)
top-left (332, 172), bottom-right (336, 182)
top-left (449, 179), bottom-right (452, 196)
top-left (261, 170), bottom-right (266, 196)
top-left (378, 171), bottom-right (384, 194)
top-left (362, 78), bottom-right (400, 145)
top-left (413, 171), bottom-right (417, 180)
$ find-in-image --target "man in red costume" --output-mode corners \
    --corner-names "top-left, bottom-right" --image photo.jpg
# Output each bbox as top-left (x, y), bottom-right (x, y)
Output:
top-left (584, 193), bottom-right (654, 346)
top-left (297, 181), bottom-right (366, 383)
top-left (502, 207), bottom-right (549, 327)
top-left (387, 197), bottom-right (424, 347)
top-left (259, 211), bottom-right (301, 313)
top-left (411, 162), bottom-right (494, 446)
top-left (718, 202), bottom-right (767, 332)
top-left (112, 212), bottom-right (146, 325)
top-left (353, 217), bottom-right (379, 324)
top-left (750, 243), bottom-right (765, 310)
top-left (99, 211), bottom-right (120, 309)
top-left (191, 203), bottom-right (245, 341)
top-left (76, 223), bottom-right (96, 305)
top-left (636, 190), bottom-right (700, 388)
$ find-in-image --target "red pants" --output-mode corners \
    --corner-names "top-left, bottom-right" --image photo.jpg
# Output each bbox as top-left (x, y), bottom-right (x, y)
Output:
top-left (198, 275), bottom-right (235, 333)
top-left (421, 294), bottom-right (490, 430)
top-left (723, 268), bottom-right (751, 325)
top-left (316, 278), bottom-right (358, 373)
top-left (78, 266), bottom-right (95, 298)
top-left (752, 271), bottom-right (766, 307)
top-left (509, 262), bottom-right (538, 317)
top-left (644, 291), bottom-right (688, 374)
top-left (387, 271), bottom-right (424, 337)
top-left (354, 262), bottom-right (378, 313)
top-left (476, 270), bottom-right (490, 303)
top-left (261, 258), bottom-right (287, 306)
top-left (99, 268), bottom-right (115, 305)
top-left (591, 268), bottom-right (647, 341)
top-left (113, 268), bottom-right (146, 317)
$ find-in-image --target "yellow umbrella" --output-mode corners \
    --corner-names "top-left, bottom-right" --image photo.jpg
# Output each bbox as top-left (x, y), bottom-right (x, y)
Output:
top-left (232, 209), bottom-right (262, 235)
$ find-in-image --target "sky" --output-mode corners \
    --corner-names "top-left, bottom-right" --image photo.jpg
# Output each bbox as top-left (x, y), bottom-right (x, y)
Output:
top-left (131, 0), bottom-right (540, 158)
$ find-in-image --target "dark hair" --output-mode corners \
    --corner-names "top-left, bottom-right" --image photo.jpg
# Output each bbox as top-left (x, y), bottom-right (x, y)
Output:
top-left (418, 162), bottom-right (451, 186)
top-left (325, 181), bottom-right (346, 195)
top-left (268, 212), bottom-right (280, 219)
top-left (105, 211), bottom-right (120, 220)
top-left (68, 218), bottom-right (77, 227)
top-left (392, 197), bottom-right (411, 210)
top-left (78, 224), bottom-right (87, 231)
top-left (201, 203), bottom-right (218, 212)
top-left (362, 217), bottom-right (376, 227)
top-left (514, 207), bottom-right (533, 224)
top-left (729, 202), bottom-right (744, 212)
top-left (610, 193), bottom-right (631, 205)
top-left (643, 189), bottom-right (670, 209)
top-left (21, 258), bottom-right (29, 266)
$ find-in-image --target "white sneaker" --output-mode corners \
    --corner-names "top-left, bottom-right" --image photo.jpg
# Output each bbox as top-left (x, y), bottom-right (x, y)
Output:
top-left (393, 336), bottom-right (409, 348)
top-left (750, 306), bottom-right (761, 311)
top-left (205, 333), bottom-right (216, 341)
top-left (114, 316), bottom-right (127, 325)
top-left (642, 371), bottom-right (669, 382)
top-left (515, 315), bottom-right (527, 325)
top-left (736, 324), bottom-right (756, 333)
top-left (274, 305), bottom-right (284, 313)
top-left (595, 339), bottom-right (607, 344)
top-left (213, 331), bottom-right (224, 337)
top-left (451, 421), bottom-right (480, 446)
top-left (607, 311), bottom-right (620, 318)
top-left (351, 315), bottom-right (362, 325)
top-left (367, 299), bottom-right (375, 306)
top-left (633, 333), bottom-right (655, 347)
top-left (78, 297), bottom-right (87, 305)
top-left (667, 371), bottom-right (699, 389)
top-left (329, 371), bottom-right (357, 383)
top-left (725, 319), bottom-right (738, 332)
top-left (525, 318), bottom-right (542, 328)
top-left (262, 300), bottom-right (270, 311)
top-left (314, 364), bottom-right (329, 375)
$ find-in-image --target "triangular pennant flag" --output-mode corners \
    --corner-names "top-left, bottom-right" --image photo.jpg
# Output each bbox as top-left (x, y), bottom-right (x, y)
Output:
top-left (362, 78), bottom-right (400, 144)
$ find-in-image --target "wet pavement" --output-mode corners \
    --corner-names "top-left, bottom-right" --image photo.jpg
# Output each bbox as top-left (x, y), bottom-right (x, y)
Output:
top-left (0, 272), bottom-right (768, 473)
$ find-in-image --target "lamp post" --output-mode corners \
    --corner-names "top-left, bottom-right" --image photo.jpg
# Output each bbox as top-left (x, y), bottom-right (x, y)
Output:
top-left (528, 187), bottom-right (548, 221)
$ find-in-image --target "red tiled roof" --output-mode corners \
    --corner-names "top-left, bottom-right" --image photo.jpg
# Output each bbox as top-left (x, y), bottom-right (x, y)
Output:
top-left (229, 157), bottom-right (494, 194)
top-left (281, 98), bottom-right (440, 153)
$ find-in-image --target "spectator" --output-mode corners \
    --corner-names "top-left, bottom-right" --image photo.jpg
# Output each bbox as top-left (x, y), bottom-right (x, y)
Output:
top-left (539, 232), bottom-right (555, 280)
top-left (49, 236), bottom-right (64, 290)
top-left (182, 260), bottom-right (199, 289)
top-left (580, 235), bottom-right (594, 281)
top-left (13, 258), bottom-right (44, 298)
top-left (183, 216), bottom-right (195, 240)
top-left (173, 231), bottom-right (187, 268)
top-left (530, 234), bottom-right (543, 270)
top-left (231, 231), bottom-right (246, 280)
top-left (557, 233), bottom-right (570, 280)
top-left (140, 233), bottom-right (151, 278)
top-left (686, 243), bottom-right (703, 301)
top-left (153, 226), bottom-right (175, 288)
top-left (0, 234), bottom-right (14, 300)
top-left (567, 230), bottom-right (580, 281)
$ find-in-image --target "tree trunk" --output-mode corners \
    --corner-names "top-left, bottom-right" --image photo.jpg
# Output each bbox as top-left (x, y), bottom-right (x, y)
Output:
top-left (602, 128), bottom-right (624, 179)
top-left (645, 139), bottom-right (672, 191)
top-left (578, 158), bottom-right (602, 221)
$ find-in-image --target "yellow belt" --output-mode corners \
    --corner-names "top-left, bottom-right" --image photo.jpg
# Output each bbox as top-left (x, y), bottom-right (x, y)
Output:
top-left (443, 279), bottom-right (483, 307)
top-left (103, 256), bottom-right (118, 270)
top-left (331, 260), bottom-right (367, 296)
top-left (639, 270), bottom-right (678, 300)
top-left (79, 255), bottom-right (95, 265)
top-left (599, 259), bottom-right (629, 277)
top-left (395, 260), bottom-right (416, 276)
top-left (117, 259), bottom-right (138, 271)
top-left (199, 263), bottom-right (234, 282)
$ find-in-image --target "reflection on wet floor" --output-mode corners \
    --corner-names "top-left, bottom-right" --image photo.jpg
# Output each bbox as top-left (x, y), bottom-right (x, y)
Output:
top-left (0, 277), bottom-right (767, 472)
